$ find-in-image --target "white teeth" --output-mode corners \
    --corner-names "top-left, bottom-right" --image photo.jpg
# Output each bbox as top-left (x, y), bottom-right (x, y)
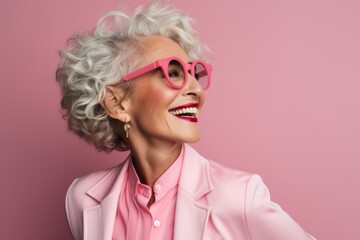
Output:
top-left (169, 107), bottom-right (198, 116)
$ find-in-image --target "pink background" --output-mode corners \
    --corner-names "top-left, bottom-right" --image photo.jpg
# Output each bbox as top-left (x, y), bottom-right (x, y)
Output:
top-left (1, 0), bottom-right (359, 239)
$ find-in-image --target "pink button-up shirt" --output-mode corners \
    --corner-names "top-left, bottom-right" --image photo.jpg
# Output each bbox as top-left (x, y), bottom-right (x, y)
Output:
top-left (112, 147), bottom-right (184, 240)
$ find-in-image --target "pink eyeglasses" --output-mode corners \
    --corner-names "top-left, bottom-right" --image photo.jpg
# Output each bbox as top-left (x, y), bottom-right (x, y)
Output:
top-left (122, 56), bottom-right (212, 90)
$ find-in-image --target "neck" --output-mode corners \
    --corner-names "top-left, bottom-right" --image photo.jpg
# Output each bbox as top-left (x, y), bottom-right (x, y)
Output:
top-left (129, 140), bottom-right (182, 188)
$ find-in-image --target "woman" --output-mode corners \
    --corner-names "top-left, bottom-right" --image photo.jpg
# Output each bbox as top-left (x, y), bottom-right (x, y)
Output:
top-left (57, 4), bottom-right (316, 240)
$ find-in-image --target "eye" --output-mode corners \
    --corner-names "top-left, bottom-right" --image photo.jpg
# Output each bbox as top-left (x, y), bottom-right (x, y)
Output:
top-left (168, 65), bottom-right (184, 80)
top-left (168, 69), bottom-right (181, 78)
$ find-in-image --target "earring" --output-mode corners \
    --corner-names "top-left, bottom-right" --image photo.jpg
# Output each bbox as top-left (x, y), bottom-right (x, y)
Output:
top-left (124, 120), bottom-right (130, 138)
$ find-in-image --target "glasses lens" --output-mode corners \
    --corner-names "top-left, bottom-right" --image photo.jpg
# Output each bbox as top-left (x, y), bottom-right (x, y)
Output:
top-left (167, 59), bottom-right (186, 87)
top-left (194, 62), bottom-right (209, 89)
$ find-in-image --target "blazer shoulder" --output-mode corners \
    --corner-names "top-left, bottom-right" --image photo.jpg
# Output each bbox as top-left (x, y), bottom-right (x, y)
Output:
top-left (206, 160), bottom-right (273, 209)
top-left (205, 159), bottom-right (256, 207)
top-left (207, 159), bottom-right (254, 185)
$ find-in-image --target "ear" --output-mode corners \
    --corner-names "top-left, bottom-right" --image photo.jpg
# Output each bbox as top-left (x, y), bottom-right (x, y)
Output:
top-left (101, 85), bottom-right (131, 122)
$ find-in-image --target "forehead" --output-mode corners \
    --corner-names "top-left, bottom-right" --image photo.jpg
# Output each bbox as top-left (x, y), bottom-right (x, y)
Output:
top-left (139, 36), bottom-right (189, 64)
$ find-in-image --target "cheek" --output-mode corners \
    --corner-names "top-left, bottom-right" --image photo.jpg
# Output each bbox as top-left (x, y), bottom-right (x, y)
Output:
top-left (132, 82), bottom-right (178, 117)
top-left (143, 80), bottom-right (177, 103)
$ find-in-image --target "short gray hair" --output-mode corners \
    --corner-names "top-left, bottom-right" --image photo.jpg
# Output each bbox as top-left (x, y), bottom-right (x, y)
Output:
top-left (56, 3), bottom-right (205, 152)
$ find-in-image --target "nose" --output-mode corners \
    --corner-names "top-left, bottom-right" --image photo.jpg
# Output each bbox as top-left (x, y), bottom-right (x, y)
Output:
top-left (182, 73), bottom-right (204, 97)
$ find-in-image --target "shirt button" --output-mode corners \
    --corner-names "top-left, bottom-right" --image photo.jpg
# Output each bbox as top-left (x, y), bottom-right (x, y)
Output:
top-left (154, 184), bottom-right (161, 191)
top-left (153, 220), bottom-right (161, 227)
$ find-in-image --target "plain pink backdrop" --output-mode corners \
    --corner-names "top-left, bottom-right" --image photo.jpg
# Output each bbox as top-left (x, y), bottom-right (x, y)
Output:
top-left (1, 0), bottom-right (359, 239)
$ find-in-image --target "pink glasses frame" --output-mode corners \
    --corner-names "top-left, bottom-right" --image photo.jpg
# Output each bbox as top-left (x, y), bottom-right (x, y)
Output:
top-left (122, 56), bottom-right (212, 90)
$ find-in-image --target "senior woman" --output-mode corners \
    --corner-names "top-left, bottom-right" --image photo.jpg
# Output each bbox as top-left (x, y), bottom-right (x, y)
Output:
top-left (56, 4), bottom-right (316, 240)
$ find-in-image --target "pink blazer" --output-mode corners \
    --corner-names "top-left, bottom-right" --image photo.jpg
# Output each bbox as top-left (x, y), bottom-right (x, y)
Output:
top-left (66, 144), bottom-right (316, 240)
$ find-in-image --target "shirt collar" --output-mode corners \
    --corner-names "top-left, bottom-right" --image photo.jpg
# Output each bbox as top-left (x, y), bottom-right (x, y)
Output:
top-left (128, 145), bottom-right (184, 201)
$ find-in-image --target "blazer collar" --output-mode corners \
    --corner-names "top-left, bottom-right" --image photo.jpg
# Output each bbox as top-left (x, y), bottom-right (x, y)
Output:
top-left (173, 144), bottom-right (214, 240)
top-left (86, 155), bottom-right (130, 202)
top-left (179, 144), bottom-right (214, 198)
top-left (85, 144), bottom-right (213, 201)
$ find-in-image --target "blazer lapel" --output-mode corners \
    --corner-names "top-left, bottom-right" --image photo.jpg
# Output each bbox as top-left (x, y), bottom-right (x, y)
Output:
top-left (173, 188), bottom-right (211, 240)
top-left (173, 144), bottom-right (213, 240)
top-left (83, 156), bottom-right (131, 240)
top-left (83, 205), bottom-right (102, 240)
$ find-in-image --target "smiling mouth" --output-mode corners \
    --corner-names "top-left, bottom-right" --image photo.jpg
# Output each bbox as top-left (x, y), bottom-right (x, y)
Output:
top-left (169, 104), bottom-right (199, 122)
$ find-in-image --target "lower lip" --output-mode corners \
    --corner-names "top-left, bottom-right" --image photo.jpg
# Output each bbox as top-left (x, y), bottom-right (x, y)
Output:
top-left (175, 115), bottom-right (198, 122)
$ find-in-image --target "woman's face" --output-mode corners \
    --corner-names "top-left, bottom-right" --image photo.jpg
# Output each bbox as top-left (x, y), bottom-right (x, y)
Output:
top-left (127, 36), bottom-right (205, 146)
